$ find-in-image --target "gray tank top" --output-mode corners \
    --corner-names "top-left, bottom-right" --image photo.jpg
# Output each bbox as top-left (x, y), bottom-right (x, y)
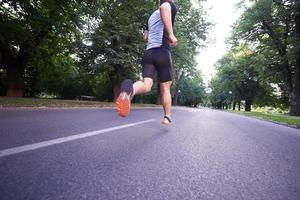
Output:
top-left (146, 2), bottom-right (177, 50)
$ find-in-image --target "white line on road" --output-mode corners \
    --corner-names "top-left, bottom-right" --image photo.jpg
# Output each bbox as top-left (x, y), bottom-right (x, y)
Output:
top-left (0, 119), bottom-right (155, 158)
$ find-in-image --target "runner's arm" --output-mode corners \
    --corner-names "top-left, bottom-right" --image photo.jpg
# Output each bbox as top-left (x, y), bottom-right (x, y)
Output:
top-left (143, 31), bottom-right (148, 43)
top-left (160, 2), bottom-right (177, 46)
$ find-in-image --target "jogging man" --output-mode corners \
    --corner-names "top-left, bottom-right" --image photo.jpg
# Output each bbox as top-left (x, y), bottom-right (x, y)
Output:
top-left (116, 0), bottom-right (177, 125)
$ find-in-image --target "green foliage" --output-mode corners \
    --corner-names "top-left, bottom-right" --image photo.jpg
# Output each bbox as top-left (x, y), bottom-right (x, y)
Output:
top-left (230, 0), bottom-right (300, 114)
top-left (25, 37), bottom-right (78, 97)
top-left (209, 45), bottom-right (274, 110)
top-left (81, 0), bottom-right (156, 83)
top-left (171, 0), bottom-right (211, 106)
top-left (94, 72), bottom-right (112, 101)
top-left (0, 0), bottom-right (211, 104)
top-left (0, 0), bottom-right (103, 97)
top-left (78, 0), bottom-right (211, 104)
top-left (179, 70), bottom-right (206, 106)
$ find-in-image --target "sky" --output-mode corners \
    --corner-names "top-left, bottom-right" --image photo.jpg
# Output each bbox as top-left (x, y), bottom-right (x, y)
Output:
top-left (196, 0), bottom-right (243, 86)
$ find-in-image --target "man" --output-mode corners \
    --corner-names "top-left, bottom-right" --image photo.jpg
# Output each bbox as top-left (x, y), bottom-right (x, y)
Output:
top-left (116, 0), bottom-right (177, 125)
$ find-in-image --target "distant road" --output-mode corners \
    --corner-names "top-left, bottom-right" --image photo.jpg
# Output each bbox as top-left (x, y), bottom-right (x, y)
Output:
top-left (0, 107), bottom-right (300, 200)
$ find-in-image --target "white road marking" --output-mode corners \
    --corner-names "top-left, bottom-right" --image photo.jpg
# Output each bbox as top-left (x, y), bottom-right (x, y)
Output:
top-left (0, 119), bottom-right (155, 158)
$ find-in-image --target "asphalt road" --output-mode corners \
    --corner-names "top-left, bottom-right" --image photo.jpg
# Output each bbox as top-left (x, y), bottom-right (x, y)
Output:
top-left (0, 107), bottom-right (300, 200)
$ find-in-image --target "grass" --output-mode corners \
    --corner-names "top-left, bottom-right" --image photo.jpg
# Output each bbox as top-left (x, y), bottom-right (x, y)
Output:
top-left (228, 110), bottom-right (300, 127)
top-left (0, 97), bottom-right (159, 108)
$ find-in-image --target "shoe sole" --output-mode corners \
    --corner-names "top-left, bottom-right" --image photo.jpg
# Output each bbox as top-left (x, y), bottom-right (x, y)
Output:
top-left (116, 79), bottom-right (133, 117)
top-left (116, 94), bottom-right (131, 117)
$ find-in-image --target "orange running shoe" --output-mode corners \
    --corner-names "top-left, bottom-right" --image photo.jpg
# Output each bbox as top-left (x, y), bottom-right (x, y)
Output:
top-left (116, 79), bottom-right (133, 117)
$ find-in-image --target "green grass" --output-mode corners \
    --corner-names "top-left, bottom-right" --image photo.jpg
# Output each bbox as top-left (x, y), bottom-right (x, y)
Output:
top-left (229, 110), bottom-right (300, 127)
top-left (0, 97), bottom-right (159, 108)
top-left (0, 97), bottom-right (114, 108)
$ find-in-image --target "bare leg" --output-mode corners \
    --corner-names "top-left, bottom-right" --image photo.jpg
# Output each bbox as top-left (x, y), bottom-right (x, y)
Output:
top-left (132, 78), bottom-right (153, 96)
top-left (160, 81), bottom-right (172, 124)
top-left (116, 78), bottom-right (153, 117)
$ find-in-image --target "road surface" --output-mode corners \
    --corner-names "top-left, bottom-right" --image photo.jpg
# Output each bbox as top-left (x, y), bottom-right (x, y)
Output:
top-left (0, 107), bottom-right (300, 200)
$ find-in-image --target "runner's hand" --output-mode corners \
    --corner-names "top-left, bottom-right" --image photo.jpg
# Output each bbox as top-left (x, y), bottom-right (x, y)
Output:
top-left (169, 34), bottom-right (178, 46)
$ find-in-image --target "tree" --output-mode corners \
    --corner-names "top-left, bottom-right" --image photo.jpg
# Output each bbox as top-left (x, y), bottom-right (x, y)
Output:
top-left (171, 0), bottom-right (211, 105)
top-left (0, 0), bottom-right (211, 103)
top-left (0, 0), bottom-right (102, 97)
top-left (82, 0), bottom-right (210, 103)
top-left (179, 70), bottom-right (206, 107)
top-left (81, 0), bottom-right (156, 101)
top-left (232, 0), bottom-right (300, 115)
top-left (210, 45), bottom-right (273, 111)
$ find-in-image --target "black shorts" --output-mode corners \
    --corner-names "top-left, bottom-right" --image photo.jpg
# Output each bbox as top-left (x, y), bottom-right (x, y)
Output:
top-left (142, 47), bottom-right (173, 83)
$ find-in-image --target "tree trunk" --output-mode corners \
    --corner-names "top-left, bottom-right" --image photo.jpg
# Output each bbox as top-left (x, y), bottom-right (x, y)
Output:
top-left (245, 100), bottom-right (252, 112)
top-left (238, 101), bottom-right (241, 111)
top-left (6, 67), bottom-right (24, 97)
top-left (262, 14), bottom-right (300, 116)
top-left (290, 1), bottom-right (300, 116)
top-left (109, 33), bottom-right (122, 102)
top-left (108, 64), bottom-right (121, 102)
top-left (2, 30), bottom-right (48, 97)
top-left (6, 57), bottom-right (25, 97)
top-left (233, 101), bottom-right (236, 111)
top-left (2, 47), bottom-right (25, 97)
top-left (112, 84), bottom-right (120, 102)
top-left (173, 70), bottom-right (184, 105)
top-left (290, 93), bottom-right (300, 116)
